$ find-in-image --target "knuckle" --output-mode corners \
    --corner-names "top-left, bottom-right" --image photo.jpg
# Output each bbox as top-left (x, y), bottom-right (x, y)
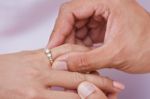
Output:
top-left (77, 53), bottom-right (91, 70)
top-left (72, 72), bottom-right (86, 85)
top-left (67, 52), bottom-right (91, 72)
top-left (85, 74), bottom-right (97, 82)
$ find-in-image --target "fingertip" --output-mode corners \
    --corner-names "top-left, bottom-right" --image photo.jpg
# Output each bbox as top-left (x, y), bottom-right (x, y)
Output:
top-left (113, 81), bottom-right (125, 91)
top-left (78, 81), bottom-right (108, 99)
top-left (78, 81), bottom-right (96, 99)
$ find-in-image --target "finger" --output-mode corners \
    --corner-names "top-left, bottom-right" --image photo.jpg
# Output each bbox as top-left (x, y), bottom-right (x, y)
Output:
top-left (50, 44), bottom-right (90, 71)
top-left (65, 89), bottom-right (77, 93)
top-left (51, 44), bottom-right (90, 60)
top-left (75, 26), bottom-right (88, 40)
top-left (52, 44), bottom-right (114, 72)
top-left (83, 36), bottom-right (93, 47)
top-left (78, 81), bottom-right (108, 99)
top-left (47, 0), bottom-right (109, 48)
top-left (44, 70), bottom-right (124, 93)
top-left (89, 19), bottom-right (106, 43)
top-left (108, 93), bottom-right (118, 99)
top-left (75, 19), bottom-right (88, 29)
top-left (88, 17), bottom-right (103, 28)
top-left (48, 2), bottom-right (75, 48)
top-left (65, 29), bottom-right (75, 44)
top-left (78, 82), bottom-right (118, 99)
top-left (75, 39), bottom-right (85, 46)
top-left (43, 90), bottom-right (80, 99)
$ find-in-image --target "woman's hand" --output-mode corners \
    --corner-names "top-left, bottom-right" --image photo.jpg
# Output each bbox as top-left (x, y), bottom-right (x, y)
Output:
top-left (48, 0), bottom-right (150, 73)
top-left (0, 46), bottom-right (124, 99)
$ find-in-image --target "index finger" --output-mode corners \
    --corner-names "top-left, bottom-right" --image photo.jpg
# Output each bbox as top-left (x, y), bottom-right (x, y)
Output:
top-left (48, 3), bottom-right (74, 48)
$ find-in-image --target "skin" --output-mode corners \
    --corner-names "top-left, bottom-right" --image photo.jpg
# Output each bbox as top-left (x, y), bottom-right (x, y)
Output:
top-left (78, 81), bottom-right (118, 99)
top-left (48, 0), bottom-right (150, 74)
top-left (0, 45), bottom-right (120, 99)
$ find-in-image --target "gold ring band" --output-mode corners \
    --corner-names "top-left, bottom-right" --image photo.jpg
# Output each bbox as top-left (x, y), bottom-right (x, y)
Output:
top-left (45, 48), bottom-right (53, 65)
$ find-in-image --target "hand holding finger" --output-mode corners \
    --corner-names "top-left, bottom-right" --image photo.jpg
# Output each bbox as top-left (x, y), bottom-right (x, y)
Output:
top-left (78, 81), bottom-right (118, 99)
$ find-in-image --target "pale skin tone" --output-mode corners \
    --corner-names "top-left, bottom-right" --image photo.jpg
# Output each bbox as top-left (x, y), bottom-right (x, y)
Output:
top-left (0, 45), bottom-right (123, 99)
top-left (2, 0), bottom-right (150, 98)
top-left (78, 81), bottom-right (118, 99)
top-left (48, 0), bottom-right (150, 74)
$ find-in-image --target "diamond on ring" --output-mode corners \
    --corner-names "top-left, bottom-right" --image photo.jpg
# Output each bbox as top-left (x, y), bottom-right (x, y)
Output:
top-left (44, 48), bottom-right (53, 65)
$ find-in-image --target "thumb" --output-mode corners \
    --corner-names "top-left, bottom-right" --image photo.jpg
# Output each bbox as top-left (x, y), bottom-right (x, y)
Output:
top-left (53, 45), bottom-right (113, 72)
top-left (78, 81), bottom-right (108, 99)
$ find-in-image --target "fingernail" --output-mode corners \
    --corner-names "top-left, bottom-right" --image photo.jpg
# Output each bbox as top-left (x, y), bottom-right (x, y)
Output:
top-left (78, 82), bottom-right (96, 99)
top-left (52, 61), bottom-right (68, 70)
top-left (113, 81), bottom-right (125, 90)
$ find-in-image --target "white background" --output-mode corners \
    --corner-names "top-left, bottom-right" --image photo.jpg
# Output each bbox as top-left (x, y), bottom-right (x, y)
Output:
top-left (0, 0), bottom-right (150, 99)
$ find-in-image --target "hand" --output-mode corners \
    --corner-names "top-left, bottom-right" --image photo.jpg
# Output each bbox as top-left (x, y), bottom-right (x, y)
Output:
top-left (50, 44), bottom-right (124, 99)
top-left (0, 47), bottom-right (124, 99)
top-left (48, 0), bottom-right (150, 73)
top-left (78, 81), bottom-right (118, 99)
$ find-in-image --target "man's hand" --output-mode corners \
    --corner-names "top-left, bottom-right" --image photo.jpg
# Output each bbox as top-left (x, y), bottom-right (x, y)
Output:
top-left (78, 81), bottom-right (118, 99)
top-left (48, 0), bottom-right (150, 73)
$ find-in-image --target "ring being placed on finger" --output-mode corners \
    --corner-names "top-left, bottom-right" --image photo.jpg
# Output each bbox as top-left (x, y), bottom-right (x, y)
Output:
top-left (44, 48), bottom-right (54, 65)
